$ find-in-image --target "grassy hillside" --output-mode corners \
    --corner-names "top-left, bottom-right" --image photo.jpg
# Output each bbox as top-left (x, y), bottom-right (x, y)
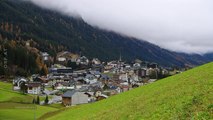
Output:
top-left (0, 81), bottom-right (33, 103)
top-left (43, 62), bottom-right (213, 120)
top-left (0, 81), bottom-right (59, 120)
top-left (0, 102), bottom-right (57, 120)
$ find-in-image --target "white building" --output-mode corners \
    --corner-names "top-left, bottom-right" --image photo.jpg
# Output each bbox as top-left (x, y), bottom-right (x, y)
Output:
top-left (92, 58), bottom-right (101, 65)
top-left (119, 73), bottom-right (128, 81)
top-left (62, 90), bottom-right (89, 106)
top-left (41, 52), bottom-right (49, 61)
top-left (58, 57), bottom-right (66, 62)
top-left (27, 82), bottom-right (42, 94)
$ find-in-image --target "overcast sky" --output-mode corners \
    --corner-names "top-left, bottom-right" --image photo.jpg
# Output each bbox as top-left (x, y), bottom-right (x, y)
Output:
top-left (27, 0), bottom-right (213, 54)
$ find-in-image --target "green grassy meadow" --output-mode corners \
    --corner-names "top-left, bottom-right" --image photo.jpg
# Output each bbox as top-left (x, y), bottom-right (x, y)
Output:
top-left (0, 81), bottom-right (59, 120)
top-left (0, 81), bottom-right (34, 103)
top-left (0, 102), bottom-right (57, 120)
top-left (43, 62), bottom-right (213, 120)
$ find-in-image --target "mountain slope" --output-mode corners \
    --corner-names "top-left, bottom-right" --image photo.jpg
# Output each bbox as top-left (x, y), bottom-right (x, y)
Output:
top-left (41, 62), bottom-right (213, 120)
top-left (0, 0), bottom-right (212, 66)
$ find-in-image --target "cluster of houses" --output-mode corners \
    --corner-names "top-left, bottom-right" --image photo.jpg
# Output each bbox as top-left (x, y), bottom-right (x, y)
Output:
top-left (12, 51), bottom-right (177, 107)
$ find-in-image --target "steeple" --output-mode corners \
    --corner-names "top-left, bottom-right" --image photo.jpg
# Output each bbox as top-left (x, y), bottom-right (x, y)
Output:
top-left (119, 52), bottom-right (122, 62)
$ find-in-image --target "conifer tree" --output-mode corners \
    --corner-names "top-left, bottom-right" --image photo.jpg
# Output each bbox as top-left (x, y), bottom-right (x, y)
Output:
top-left (36, 96), bottom-right (40, 105)
top-left (44, 95), bottom-right (49, 104)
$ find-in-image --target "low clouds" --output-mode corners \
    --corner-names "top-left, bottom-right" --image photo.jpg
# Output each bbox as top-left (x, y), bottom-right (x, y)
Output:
top-left (27, 0), bottom-right (213, 54)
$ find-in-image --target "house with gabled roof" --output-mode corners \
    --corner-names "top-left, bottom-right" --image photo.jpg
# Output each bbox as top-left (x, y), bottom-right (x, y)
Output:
top-left (62, 90), bottom-right (89, 106)
top-left (27, 82), bottom-right (42, 94)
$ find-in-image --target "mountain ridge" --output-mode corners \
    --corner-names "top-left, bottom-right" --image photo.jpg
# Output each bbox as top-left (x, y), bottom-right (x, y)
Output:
top-left (0, 0), bottom-right (212, 67)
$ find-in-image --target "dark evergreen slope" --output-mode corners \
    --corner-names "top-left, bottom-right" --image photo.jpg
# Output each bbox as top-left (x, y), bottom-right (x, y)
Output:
top-left (0, 0), bottom-right (212, 66)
